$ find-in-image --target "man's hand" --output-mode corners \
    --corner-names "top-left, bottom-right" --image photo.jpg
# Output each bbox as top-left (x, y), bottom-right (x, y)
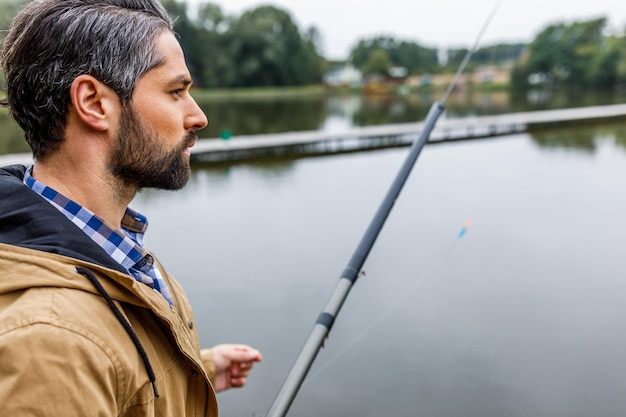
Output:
top-left (210, 344), bottom-right (262, 392)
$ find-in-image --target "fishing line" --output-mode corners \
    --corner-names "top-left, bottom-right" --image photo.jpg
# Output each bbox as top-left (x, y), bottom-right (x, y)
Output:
top-left (305, 219), bottom-right (472, 383)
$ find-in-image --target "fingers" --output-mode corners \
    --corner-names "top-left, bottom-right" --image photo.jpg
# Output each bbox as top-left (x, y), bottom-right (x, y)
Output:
top-left (210, 344), bottom-right (262, 391)
top-left (231, 344), bottom-right (263, 363)
top-left (230, 360), bottom-right (254, 376)
top-left (227, 358), bottom-right (258, 388)
top-left (214, 343), bottom-right (262, 363)
top-left (229, 376), bottom-right (247, 388)
top-left (237, 360), bottom-right (255, 371)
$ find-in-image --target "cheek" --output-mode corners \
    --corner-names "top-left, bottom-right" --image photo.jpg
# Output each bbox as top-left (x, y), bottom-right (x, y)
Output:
top-left (131, 91), bottom-right (185, 139)
top-left (139, 104), bottom-right (178, 134)
top-left (133, 93), bottom-right (168, 121)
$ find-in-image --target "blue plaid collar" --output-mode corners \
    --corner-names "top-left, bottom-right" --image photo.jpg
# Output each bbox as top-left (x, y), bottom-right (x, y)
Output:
top-left (23, 166), bottom-right (173, 305)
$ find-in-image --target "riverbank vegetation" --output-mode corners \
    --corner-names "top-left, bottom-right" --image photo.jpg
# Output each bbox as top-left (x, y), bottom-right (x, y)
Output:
top-left (162, 1), bottom-right (626, 94)
top-left (511, 18), bottom-right (626, 91)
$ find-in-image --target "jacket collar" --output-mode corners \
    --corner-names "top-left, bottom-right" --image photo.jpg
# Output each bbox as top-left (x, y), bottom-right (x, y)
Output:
top-left (0, 164), bottom-right (127, 274)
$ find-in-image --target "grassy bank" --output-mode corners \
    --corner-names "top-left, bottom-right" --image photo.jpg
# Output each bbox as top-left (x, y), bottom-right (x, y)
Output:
top-left (190, 82), bottom-right (512, 102)
top-left (190, 85), bottom-right (329, 101)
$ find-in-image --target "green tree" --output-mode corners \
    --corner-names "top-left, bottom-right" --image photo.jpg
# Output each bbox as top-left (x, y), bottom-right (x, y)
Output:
top-left (471, 43), bottom-right (526, 65)
top-left (302, 26), bottom-right (326, 83)
top-left (589, 31), bottom-right (626, 89)
top-left (395, 40), bottom-right (439, 73)
top-left (159, 2), bottom-right (324, 88)
top-left (223, 5), bottom-right (321, 87)
top-left (510, 59), bottom-right (531, 90)
top-left (350, 36), bottom-right (438, 75)
top-left (191, 2), bottom-right (237, 87)
top-left (363, 48), bottom-right (391, 76)
top-left (616, 34), bottom-right (626, 87)
top-left (588, 35), bottom-right (623, 88)
top-left (523, 18), bottom-right (608, 87)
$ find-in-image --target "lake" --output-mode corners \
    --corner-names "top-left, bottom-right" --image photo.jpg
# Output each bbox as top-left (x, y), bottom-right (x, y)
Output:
top-left (3, 91), bottom-right (626, 416)
top-left (132, 124), bottom-right (626, 416)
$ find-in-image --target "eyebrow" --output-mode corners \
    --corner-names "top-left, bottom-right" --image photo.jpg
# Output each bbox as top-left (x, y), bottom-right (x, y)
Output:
top-left (167, 76), bottom-right (193, 88)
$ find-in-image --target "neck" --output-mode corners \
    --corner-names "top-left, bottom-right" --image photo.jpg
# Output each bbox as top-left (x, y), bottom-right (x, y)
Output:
top-left (32, 153), bottom-right (136, 229)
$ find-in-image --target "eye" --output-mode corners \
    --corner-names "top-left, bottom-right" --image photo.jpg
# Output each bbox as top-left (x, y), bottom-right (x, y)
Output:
top-left (171, 88), bottom-right (184, 97)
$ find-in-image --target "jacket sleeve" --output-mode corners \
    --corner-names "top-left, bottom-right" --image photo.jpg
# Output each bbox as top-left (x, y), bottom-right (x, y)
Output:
top-left (200, 348), bottom-right (216, 382)
top-left (0, 322), bottom-right (119, 416)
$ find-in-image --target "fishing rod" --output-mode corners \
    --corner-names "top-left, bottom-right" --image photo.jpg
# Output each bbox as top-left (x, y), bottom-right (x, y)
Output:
top-left (265, 3), bottom-right (502, 416)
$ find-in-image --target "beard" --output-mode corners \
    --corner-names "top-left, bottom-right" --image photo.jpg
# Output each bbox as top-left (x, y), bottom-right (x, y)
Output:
top-left (109, 103), bottom-right (196, 191)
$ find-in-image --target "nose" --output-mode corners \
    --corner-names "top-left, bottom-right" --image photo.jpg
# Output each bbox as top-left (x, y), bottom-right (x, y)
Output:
top-left (185, 96), bottom-right (208, 131)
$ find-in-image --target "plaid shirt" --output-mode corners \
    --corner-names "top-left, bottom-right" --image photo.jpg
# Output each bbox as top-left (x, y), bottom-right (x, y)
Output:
top-left (23, 166), bottom-right (173, 306)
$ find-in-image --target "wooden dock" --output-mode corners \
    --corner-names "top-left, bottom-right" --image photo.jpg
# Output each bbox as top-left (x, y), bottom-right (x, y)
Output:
top-left (190, 103), bottom-right (626, 163)
top-left (2, 104), bottom-right (626, 167)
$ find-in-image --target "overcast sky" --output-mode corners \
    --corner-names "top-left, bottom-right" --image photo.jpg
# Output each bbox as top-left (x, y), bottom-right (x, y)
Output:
top-left (185, 0), bottom-right (626, 59)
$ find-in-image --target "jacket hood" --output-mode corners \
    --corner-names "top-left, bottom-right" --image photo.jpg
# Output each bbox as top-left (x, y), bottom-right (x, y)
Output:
top-left (0, 164), bottom-right (127, 274)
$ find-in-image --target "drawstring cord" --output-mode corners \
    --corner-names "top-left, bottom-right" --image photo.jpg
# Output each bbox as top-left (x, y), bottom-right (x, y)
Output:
top-left (75, 266), bottom-right (160, 398)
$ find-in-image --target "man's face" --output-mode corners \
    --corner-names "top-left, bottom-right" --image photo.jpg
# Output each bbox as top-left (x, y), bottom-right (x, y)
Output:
top-left (108, 31), bottom-right (208, 191)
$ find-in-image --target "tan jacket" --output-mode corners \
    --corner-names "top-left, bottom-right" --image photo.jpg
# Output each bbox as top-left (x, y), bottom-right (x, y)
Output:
top-left (0, 242), bottom-right (218, 416)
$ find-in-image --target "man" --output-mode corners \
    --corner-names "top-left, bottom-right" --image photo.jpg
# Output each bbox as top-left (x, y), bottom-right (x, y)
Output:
top-left (0, 0), bottom-right (261, 415)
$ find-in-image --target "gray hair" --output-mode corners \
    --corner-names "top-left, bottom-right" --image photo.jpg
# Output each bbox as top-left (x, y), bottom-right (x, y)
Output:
top-left (0, 0), bottom-right (174, 160)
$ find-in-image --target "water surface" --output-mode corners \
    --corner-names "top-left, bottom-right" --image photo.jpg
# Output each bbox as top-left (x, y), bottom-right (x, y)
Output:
top-left (130, 123), bottom-right (626, 417)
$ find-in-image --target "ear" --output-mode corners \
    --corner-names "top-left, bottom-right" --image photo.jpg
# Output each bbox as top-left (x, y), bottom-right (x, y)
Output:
top-left (69, 75), bottom-right (120, 132)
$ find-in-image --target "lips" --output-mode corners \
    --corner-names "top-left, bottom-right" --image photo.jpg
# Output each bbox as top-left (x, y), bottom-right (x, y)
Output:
top-left (183, 132), bottom-right (197, 151)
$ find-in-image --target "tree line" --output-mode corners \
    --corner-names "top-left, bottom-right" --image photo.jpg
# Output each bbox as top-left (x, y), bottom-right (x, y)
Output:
top-left (1, 0), bottom-right (626, 91)
top-left (158, 1), bottom-right (528, 87)
top-left (511, 17), bottom-right (626, 90)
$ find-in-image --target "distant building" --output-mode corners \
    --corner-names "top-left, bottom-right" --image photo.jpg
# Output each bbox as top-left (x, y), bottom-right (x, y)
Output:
top-left (388, 66), bottom-right (408, 79)
top-left (323, 63), bottom-right (363, 88)
top-left (471, 65), bottom-right (511, 85)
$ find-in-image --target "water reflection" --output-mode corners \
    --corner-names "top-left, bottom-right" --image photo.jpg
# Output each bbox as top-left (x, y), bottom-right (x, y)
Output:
top-left (529, 123), bottom-right (626, 152)
top-left (513, 88), bottom-right (623, 111)
top-left (1, 89), bottom-right (625, 155)
top-left (199, 96), bottom-right (326, 138)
